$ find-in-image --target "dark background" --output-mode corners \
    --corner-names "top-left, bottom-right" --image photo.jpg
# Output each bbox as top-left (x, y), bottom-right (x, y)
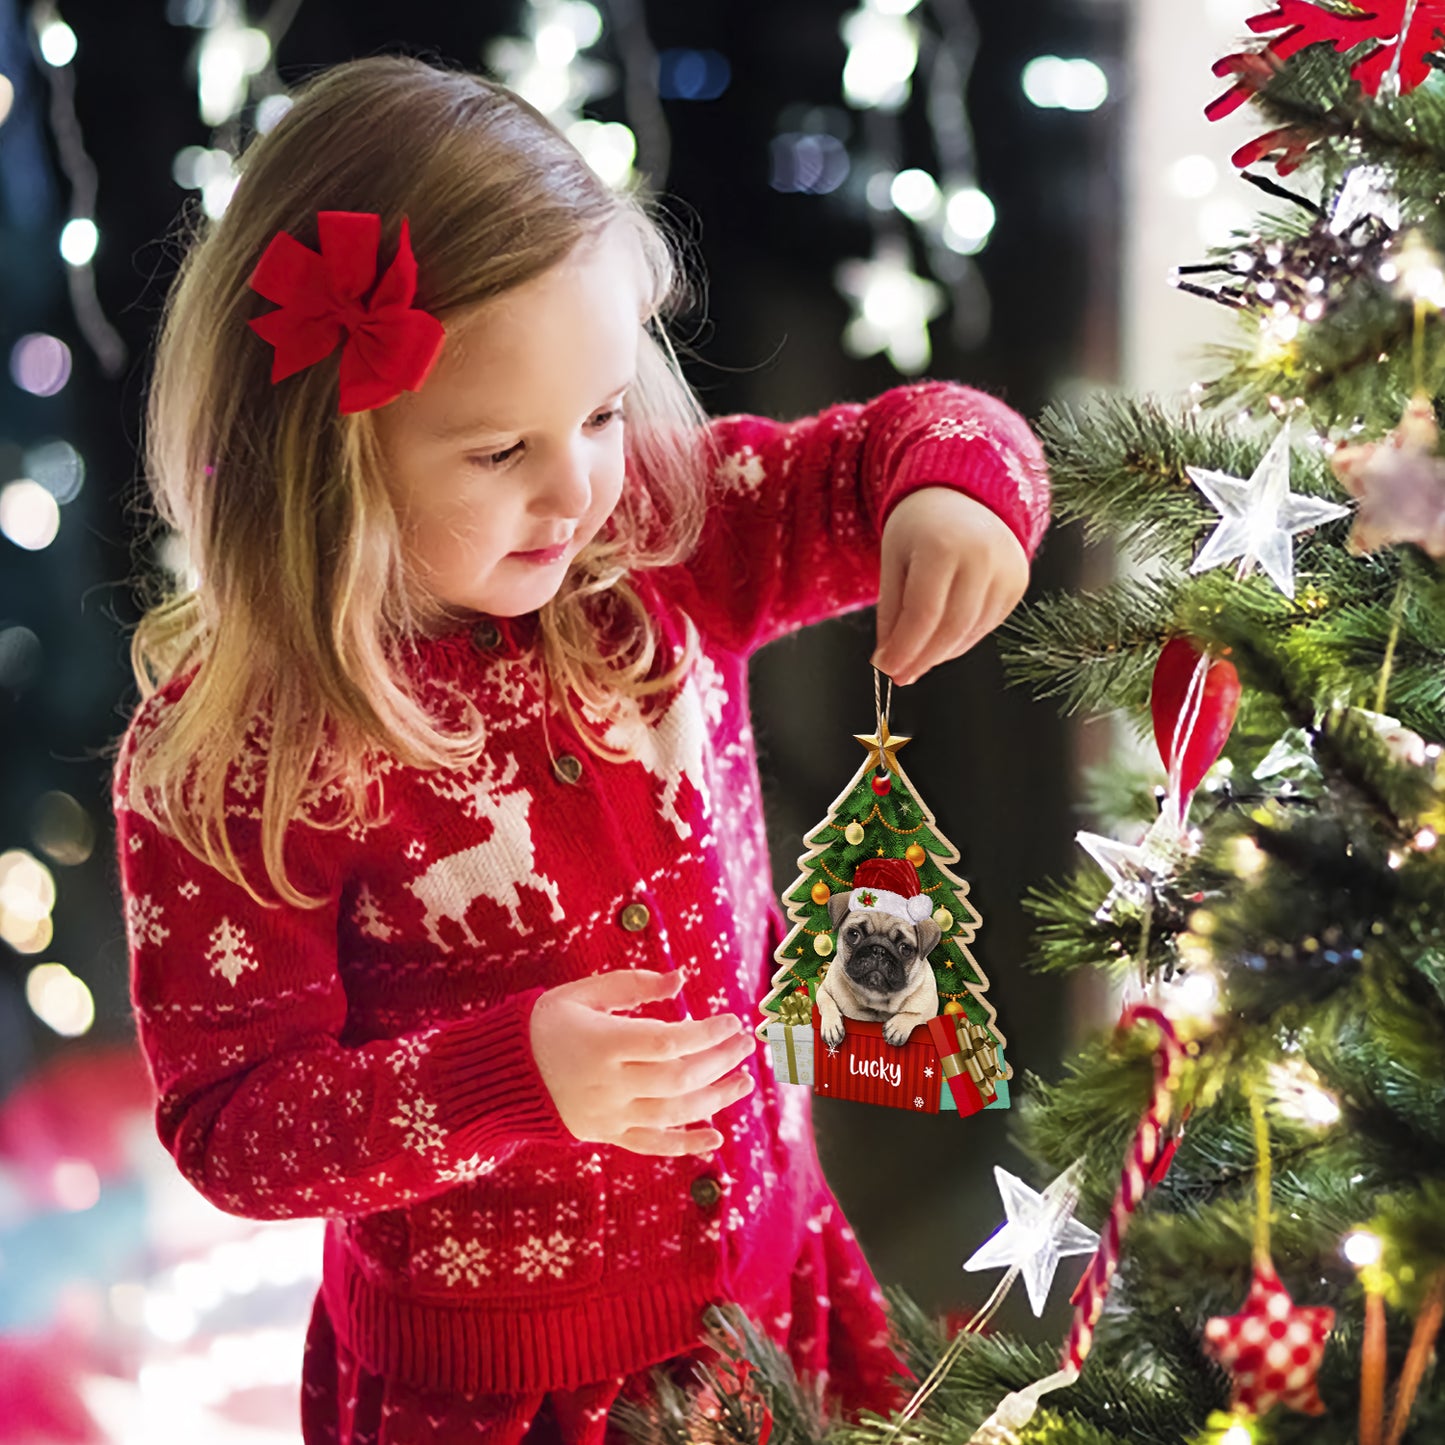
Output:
top-left (0, 0), bottom-right (1122, 1337)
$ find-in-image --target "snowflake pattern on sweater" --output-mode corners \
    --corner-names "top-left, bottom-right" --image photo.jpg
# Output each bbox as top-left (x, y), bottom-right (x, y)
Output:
top-left (113, 380), bottom-right (1049, 1403)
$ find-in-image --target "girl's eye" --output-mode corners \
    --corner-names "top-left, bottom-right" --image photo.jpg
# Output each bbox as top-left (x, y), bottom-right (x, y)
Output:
top-left (483, 441), bottom-right (523, 467)
top-left (468, 407), bottom-right (624, 470)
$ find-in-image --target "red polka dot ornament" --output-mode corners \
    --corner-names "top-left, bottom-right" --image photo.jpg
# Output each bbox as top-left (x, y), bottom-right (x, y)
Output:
top-left (1202, 1261), bottom-right (1334, 1417)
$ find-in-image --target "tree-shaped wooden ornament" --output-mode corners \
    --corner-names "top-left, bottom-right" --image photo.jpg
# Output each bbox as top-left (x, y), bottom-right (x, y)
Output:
top-left (757, 679), bottom-right (1011, 1117)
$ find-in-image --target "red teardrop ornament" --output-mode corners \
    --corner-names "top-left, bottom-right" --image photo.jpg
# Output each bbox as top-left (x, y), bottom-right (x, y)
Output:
top-left (871, 774), bottom-right (892, 796)
top-left (1150, 637), bottom-right (1241, 801)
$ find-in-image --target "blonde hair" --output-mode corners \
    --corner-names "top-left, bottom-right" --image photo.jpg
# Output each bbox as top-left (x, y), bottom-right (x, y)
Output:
top-left (120, 55), bottom-right (720, 909)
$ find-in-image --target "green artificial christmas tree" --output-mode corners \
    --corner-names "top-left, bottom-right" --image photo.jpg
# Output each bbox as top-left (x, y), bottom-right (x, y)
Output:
top-left (615, 11), bottom-right (1445, 1445)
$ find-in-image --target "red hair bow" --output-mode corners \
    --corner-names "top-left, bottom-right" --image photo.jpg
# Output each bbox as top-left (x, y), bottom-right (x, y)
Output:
top-left (247, 211), bottom-right (446, 414)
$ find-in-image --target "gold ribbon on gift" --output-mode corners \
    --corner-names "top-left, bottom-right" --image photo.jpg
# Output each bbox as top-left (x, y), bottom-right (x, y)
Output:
top-left (962, 1020), bottom-right (1004, 1082)
top-left (776, 991), bottom-right (812, 1026)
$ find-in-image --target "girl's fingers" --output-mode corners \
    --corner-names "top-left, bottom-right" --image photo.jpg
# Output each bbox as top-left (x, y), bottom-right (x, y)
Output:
top-left (616, 1009), bottom-right (744, 1062)
top-left (613, 1124), bottom-right (726, 1157)
top-left (878, 558), bottom-right (952, 683)
top-left (874, 549), bottom-right (906, 666)
top-left (622, 1028), bottom-right (756, 1095)
top-left (629, 1067), bottom-right (756, 1132)
top-left (563, 967), bottom-right (684, 1013)
top-left (897, 569), bottom-right (983, 683)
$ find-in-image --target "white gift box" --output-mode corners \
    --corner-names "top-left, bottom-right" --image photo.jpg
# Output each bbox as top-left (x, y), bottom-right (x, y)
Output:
top-left (766, 1021), bottom-right (814, 1086)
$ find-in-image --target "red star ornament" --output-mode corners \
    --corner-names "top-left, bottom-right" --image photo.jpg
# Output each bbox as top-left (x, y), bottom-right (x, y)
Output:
top-left (1202, 1262), bottom-right (1335, 1417)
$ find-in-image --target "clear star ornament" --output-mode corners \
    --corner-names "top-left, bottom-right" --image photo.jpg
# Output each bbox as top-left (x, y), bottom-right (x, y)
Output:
top-left (1187, 426), bottom-right (1351, 599)
top-left (962, 1161), bottom-right (1101, 1317)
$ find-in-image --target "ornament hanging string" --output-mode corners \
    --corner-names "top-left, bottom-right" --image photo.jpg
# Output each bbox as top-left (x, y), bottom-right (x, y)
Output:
top-left (874, 665), bottom-right (895, 775)
top-left (964, 1006), bottom-right (1186, 1444)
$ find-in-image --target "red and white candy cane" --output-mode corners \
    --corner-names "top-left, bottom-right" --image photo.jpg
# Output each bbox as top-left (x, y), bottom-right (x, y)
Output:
top-left (969, 1005), bottom-right (1186, 1445)
top-left (1063, 1003), bottom-right (1185, 1373)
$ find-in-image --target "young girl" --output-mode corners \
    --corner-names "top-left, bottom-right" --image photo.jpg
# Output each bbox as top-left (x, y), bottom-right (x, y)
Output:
top-left (113, 55), bottom-right (1050, 1445)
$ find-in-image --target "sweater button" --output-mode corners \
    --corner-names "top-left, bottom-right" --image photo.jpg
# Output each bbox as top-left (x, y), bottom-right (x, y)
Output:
top-left (619, 902), bottom-right (650, 932)
top-left (690, 1176), bottom-right (721, 1209)
top-left (470, 620), bottom-right (502, 651)
top-left (552, 753), bottom-right (583, 785)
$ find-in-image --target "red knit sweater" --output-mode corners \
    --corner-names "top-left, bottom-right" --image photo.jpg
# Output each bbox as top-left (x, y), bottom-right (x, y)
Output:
top-left (113, 381), bottom-right (1049, 1410)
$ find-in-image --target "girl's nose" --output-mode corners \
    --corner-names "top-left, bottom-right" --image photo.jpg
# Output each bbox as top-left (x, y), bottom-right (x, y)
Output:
top-left (532, 440), bottom-right (592, 520)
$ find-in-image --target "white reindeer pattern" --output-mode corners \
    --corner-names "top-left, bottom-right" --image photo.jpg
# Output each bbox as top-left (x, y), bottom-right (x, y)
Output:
top-left (587, 665), bottom-right (713, 842)
top-left (408, 751), bottom-right (565, 950)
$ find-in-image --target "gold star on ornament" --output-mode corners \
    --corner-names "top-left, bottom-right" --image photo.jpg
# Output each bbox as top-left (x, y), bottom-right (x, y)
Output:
top-left (854, 719), bottom-right (912, 774)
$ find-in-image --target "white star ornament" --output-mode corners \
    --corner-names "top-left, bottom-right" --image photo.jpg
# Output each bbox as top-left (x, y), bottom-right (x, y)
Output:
top-left (1186, 428), bottom-right (1351, 599)
top-left (962, 1162), bottom-right (1101, 1317)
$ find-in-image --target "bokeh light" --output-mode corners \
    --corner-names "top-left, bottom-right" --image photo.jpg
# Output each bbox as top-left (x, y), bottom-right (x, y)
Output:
top-left (841, 8), bottom-right (919, 110)
top-left (770, 133), bottom-right (850, 195)
top-left (59, 217), bottom-right (99, 266)
top-left (0, 848), bottom-right (57, 954)
top-left (254, 92), bottom-right (293, 133)
top-left (890, 168), bottom-right (941, 222)
top-left (658, 48), bottom-right (731, 101)
top-left (566, 119), bottom-right (635, 188)
top-left (9, 333), bottom-right (73, 397)
top-left (1343, 1229), bottom-right (1384, 1268)
top-left (52, 1157), bottom-right (101, 1210)
top-left (26, 962), bottom-right (95, 1038)
top-left (23, 439), bottom-right (85, 504)
top-left (38, 18), bottom-right (78, 67)
top-left (1022, 56), bottom-right (1109, 111)
top-left (0, 625), bottom-right (43, 692)
top-left (0, 479), bottom-right (61, 550)
top-left (32, 790), bottom-right (97, 866)
top-left (0, 73), bottom-right (13, 128)
top-left (943, 186), bottom-right (997, 254)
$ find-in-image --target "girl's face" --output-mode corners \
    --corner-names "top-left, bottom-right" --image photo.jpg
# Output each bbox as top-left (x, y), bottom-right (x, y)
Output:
top-left (375, 222), bottom-right (648, 622)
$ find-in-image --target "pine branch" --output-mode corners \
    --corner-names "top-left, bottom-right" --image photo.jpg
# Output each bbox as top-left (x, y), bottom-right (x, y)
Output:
top-left (999, 578), bottom-right (1174, 717)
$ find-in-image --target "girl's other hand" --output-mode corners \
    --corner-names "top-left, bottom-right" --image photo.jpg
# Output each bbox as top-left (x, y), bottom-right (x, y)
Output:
top-left (530, 968), bottom-right (755, 1155)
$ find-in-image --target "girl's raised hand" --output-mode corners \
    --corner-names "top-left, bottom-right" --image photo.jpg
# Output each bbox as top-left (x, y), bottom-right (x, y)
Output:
top-left (530, 968), bottom-right (755, 1155)
top-left (872, 487), bottom-right (1030, 688)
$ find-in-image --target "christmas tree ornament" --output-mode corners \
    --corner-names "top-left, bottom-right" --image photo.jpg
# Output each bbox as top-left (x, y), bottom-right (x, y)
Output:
top-left (1201, 1091), bottom-right (1335, 1422)
top-left (1151, 637), bottom-right (1243, 808)
top-left (1076, 812), bottom-right (1192, 920)
top-left (1254, 727), bottom-right (1319, 782)
top-left (1203, 1264), bottom-right (1334, 1418)
top-left (1330, 165), bottom-right (1402, 239)
top-left (1331, 393), bottom-right (1445, 557)
top-left (1187, 427), bottom-right (1352, 600)
top-left (962, 1163), bottom-right (1101, 1317)
top-left (757, 668), bottom-right (1009, 1117)
top-left (1207, 1), bottom-right (1445, 122)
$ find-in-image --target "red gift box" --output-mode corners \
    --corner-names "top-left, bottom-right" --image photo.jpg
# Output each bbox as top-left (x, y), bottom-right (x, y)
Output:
top-left (924, 1013), bottom-right (991, 1117)
top-left (812, 1004), bottom-right (946, 1112)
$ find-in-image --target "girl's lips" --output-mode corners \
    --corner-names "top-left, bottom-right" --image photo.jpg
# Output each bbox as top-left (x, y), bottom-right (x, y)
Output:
top-left (509, 541), bottom-right (569, 563)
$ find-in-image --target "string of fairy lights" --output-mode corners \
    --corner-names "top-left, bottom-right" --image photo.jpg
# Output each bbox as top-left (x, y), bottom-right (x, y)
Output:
top-left (825, 0), bottom-right (1108, 374)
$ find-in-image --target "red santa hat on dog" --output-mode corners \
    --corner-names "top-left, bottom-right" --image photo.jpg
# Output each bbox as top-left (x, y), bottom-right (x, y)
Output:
top-left (848, 857), bottom-right (933, 923)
